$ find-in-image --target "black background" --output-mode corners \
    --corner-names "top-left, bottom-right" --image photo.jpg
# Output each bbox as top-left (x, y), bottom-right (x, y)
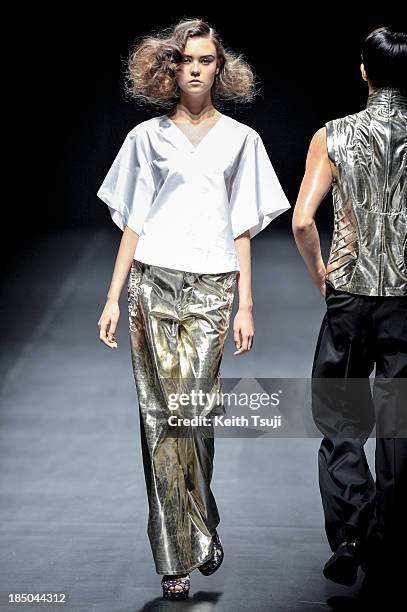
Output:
top-left (7, 8), bottom-right (406, 258)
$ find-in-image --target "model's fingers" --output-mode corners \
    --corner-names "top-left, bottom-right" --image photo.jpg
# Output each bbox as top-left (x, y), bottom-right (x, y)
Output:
top-left (102, 336), bottom-right (118, 349)
top-left (99, 318), bottom-right (118, 349)
top-left (233, 327), bottom-right (241, 349)
top-left (107, 326), bottom-right (118, 348)
top-left (99, 320), bottom-right (108, 340)
top-left (241, 332), bottom-right (250, 352)
top-left (233, 331), bottom-right (249, 355)
top-left (233, 327), bottom-right (243, 354)
top-left (108, 319), bottom-right (118, 341)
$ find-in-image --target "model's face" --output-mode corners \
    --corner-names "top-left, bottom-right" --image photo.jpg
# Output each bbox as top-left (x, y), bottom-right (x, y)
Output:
top-left (176, 37), bottom-right (219, 96)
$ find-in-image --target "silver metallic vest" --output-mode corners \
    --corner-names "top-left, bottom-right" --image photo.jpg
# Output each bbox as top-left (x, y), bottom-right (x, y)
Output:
top-left (325, 87), bottom-right (407, 296)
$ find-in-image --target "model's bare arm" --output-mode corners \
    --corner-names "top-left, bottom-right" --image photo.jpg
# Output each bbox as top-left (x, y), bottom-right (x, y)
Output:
top-left (98, 226), bottom-right (139, 349)
top-left (233, 231), bottom-right (254, 355)
top-left (292, 127), bottom-right (335, 296)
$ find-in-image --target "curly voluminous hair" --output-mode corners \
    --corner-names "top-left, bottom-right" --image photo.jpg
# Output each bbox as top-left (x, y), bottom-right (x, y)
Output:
top-left (124, 18), bottom-right (257, 108)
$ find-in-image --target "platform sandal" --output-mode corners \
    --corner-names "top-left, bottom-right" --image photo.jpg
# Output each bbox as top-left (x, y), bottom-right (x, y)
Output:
top-left (198, 531), bottom-right (224, 576)
top-left (161, 573), bottom-right (190, 599)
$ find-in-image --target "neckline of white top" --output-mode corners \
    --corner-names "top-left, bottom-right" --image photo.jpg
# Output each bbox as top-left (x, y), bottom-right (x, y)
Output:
top-left (162, 113), bottom-right (226, 153)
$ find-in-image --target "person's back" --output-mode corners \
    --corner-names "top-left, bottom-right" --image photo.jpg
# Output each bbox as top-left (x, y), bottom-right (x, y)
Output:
top-left (292, 25), bottom-right (407, 603)
top-left (325, 87), bottom-right (407, 296)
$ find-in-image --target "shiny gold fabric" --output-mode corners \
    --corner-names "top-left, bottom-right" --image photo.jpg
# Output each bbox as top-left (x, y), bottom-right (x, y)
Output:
top-left (325, 88), bottom-right (407, 296)
top-left (127, 259), bottom-right (237, 575)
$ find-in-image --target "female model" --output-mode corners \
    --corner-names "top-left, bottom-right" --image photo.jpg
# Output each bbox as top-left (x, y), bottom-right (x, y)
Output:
top-left (97, 18), bottom-right (290, 600)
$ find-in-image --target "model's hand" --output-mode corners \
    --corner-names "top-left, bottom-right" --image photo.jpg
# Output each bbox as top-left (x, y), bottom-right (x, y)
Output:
top-left (233, 306), bottom-right (254, 355)
top-left (98, 298), bottom-right (120, 349)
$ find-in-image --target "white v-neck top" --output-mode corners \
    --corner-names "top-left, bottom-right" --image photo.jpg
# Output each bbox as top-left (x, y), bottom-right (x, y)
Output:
top-left (97, 113), bottom-right (291, 273)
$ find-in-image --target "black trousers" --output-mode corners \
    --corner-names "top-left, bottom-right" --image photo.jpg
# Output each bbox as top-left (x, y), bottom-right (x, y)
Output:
top-left (311, 283), bottom-right (407, 573)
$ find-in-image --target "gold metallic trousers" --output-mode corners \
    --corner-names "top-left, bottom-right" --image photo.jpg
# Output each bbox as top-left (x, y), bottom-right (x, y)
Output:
top-left (127, 259), bottom-right (237, 575)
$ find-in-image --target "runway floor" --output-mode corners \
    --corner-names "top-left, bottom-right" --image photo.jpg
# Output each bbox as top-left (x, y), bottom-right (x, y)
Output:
top-left (0, 229), bottom-right (377, 611)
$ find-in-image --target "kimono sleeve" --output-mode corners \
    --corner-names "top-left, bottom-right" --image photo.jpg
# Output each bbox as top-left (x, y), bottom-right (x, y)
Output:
top-left (229, 132), bottom-right (291, 239)
top-left (96, 129), bottom-right (156, 234)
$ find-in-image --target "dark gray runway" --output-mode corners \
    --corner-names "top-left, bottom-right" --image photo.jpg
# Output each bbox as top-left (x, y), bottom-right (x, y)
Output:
top-left (0, 229), bottom-right (376, 611)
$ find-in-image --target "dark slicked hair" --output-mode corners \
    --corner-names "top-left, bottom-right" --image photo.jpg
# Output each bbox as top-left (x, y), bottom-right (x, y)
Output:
top-left (361, 26), bottom-right (407, 95)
